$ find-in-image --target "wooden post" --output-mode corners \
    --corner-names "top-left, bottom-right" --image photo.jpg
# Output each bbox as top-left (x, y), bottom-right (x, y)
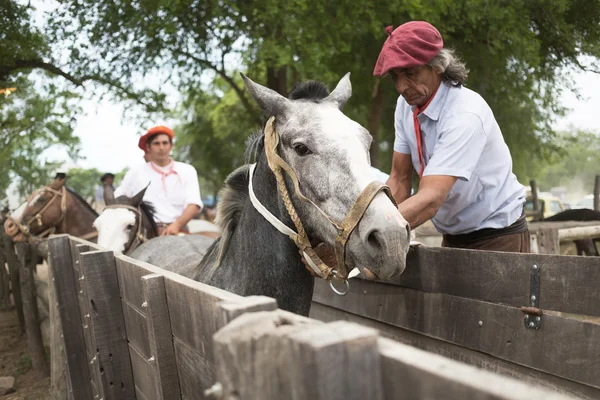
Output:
top-left (3, 233), bottom-right (24, 332)
top-left (47, 246), bottom-right (68, 399)
top-left (212, 310), bottom-right (383, 400)
top-left (142, 273), bottom-right (181, 400)
top-left (537, 228), bottom-right (560, 254)
top-left (79, 249), bottom-right (135, 400)
top-left (48, 235), bottom-right (93, 400)
top-left (15, 242), bottom-right (49, 377)
top-left (0, 231), bottom-right (11, 310)
top-left (594, 174), bottom-right (600, 211)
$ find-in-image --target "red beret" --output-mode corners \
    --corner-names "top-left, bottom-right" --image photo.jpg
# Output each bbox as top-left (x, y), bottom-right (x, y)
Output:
top-left (138, 125), bottom-right (174, 151)
top-left (373, 21), bottom-right (443, 76)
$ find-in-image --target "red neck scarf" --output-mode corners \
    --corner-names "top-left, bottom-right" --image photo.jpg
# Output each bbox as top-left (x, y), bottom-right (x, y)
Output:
top-left (150, 160), bottom-right (180, 192)
top-left (412, 84), bottom-right (440, 178)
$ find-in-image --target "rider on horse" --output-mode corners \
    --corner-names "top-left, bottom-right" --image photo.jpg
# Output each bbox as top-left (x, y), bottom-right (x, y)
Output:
top-left (114, 126), bottom-right (203, 236)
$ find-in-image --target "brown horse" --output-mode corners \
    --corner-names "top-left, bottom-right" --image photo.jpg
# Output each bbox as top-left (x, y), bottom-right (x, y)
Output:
top-left (4, 177), bottom-right (99, 243)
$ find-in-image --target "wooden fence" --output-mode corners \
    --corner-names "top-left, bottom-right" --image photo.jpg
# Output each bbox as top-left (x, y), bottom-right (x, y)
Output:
top-left (311, 245), bottom-right (600, 400)
top-left (45, 234), bottom-right (581, 400)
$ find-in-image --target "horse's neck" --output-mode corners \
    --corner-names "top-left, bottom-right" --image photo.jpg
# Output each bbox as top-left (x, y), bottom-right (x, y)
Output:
top-left (60, 193), bottom-right (98, 237)
top-left (202, 161), bottom-right (314, 316)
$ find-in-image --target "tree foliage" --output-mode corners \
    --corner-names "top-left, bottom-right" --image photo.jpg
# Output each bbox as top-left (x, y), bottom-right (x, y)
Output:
top-left (7, 0), bottom-right (600, 197)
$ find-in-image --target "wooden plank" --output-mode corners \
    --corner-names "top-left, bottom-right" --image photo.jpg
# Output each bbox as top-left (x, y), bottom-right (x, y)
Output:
top-left (70, 242), bottom-right (101, 391)
top-left (47, 258), bottom-right (68, 399)
top-left (163, 271), bottom-right (240, 357)
top-left (79, 250), bottom-right (135, 399)
top-left (173, 337), bottom-right (213, 400)
top-left (141, 274), bottom-right (180, 400)
top-left (15, 242), bottom-right (49, 376)
top-left (122, 301), bottom-right (151, 359)
top-left (129, 344), bottom-right (157, 400)
top-left (312, 279), bottom-right (600, 389)
top-left (213, 310), bottom-right (382, 400)
top-left (537, 228), bottom-right (560, 254)
top-left (387, 246), bottom-right (600, 317)
top-left (48, 235), bottom-right (93, 400)
top-left (528, 220), bottom-right (600, 232)
top-left (310, 303), bottom-right (600, 400)
top-left (3, 233), bottom-right (24, 332)
top-left (219, 295), bottom-right (278, 323)
top-left (115, 256), bottom-right (166, 312)
top-left (558, 225), bottom-right (600, 241)
top-left (378, 338), bottom-right (575, 399)
top-left (0, 230), bottom-right (10, 310)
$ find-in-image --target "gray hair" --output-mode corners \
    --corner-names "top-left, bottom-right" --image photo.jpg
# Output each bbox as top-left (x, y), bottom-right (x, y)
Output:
top-left (427, 48), bottom-right (469, 86)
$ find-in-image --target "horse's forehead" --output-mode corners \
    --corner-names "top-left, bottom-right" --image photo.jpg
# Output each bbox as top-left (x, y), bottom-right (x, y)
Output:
top-left (284, 103), bottom-right (362, 139)
top-left (96, 208), bottom-right (136, 227)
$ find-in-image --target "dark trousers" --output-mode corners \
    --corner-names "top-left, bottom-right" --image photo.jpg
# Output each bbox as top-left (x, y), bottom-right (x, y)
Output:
top-left (442, 229), bottom-right (531, 253)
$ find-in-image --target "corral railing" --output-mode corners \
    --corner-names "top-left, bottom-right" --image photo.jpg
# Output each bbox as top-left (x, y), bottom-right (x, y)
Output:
top-left (47, 234), bottom-right (587, 399)
top-left (312, 245), bottom-right (600, 400)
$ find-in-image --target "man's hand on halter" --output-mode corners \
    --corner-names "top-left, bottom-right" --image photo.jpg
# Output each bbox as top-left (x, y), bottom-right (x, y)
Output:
top-left (300, 242), bottom-right (337, 277)
top-left (160, 221), bottom-right (182, 236)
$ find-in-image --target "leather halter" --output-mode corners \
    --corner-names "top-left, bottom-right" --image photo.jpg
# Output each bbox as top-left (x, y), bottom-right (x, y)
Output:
top-left (250, 117), bottom-right (397, 285)
top-left (103, 204), bottom-right (149, 255)
top-left (11, 186), bottom-right (98, 241)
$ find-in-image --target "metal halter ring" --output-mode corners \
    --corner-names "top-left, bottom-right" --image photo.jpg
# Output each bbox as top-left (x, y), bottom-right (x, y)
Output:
top-left (328, 270), bottom-right (350, 296)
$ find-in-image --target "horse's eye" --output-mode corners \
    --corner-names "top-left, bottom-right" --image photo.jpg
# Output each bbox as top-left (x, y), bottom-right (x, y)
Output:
top-left (293, 143), bottom-right (312, 156)
top-left (126, 224), bottom-right (134, 230)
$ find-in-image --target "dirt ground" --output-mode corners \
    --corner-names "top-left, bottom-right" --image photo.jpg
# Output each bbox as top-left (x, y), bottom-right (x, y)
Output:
top-left (0, 310), bottom-right (51, 400)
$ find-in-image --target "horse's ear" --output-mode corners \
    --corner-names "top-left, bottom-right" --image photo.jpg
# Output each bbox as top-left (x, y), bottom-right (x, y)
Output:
top-left (129, 183), bottom-right (150, 207)
top-left (240, 73), bottom-right (290, 118)
top-left (326, 72), bottom-right (352, 110)
top-left (103, 184), bottom-right (116, 205)
top-left (50, 176), bottom-right (66, 190)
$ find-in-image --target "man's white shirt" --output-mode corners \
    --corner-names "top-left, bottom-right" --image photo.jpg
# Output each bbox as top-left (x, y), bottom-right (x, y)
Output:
top-left (114, 161), bottom-right (203, 224)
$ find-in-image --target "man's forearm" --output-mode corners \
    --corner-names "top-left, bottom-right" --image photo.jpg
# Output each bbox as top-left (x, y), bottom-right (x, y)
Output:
top-left (386, 174), bottom-right (412, 204)
top-left (397, 188), bottom-right (442, 229)
top-left (175, 204), bottom-right (201, 228)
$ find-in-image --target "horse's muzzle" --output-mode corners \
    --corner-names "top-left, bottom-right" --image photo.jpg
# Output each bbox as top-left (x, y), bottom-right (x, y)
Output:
top-left (3, 219), bottom-right (25, 242)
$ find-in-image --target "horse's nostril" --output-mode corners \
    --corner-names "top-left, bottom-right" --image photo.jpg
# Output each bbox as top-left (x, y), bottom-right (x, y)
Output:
top-left (367, 230), bottom-right (383, 251)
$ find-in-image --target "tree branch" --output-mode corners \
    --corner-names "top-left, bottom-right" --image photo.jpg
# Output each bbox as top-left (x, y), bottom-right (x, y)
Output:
top-left (6, 59), bottom-right (163, 112)
top-left (173, 50), bottom-right (262, 125)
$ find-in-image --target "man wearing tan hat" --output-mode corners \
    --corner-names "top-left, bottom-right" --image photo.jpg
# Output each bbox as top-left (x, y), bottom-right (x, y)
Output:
top-left (374, 21), bottom-right (528, 252)
top-left (115, 126), bottom-right (203, 236)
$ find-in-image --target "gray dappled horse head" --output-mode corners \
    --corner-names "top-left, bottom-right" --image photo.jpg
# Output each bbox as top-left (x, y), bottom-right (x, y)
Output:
top-left (179, 73), bottom-right (408, 315)
top-left (127, 73), bottom-right (410, 315)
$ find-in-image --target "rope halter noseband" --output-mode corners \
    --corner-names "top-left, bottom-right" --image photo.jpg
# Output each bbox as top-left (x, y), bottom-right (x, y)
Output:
top-left (249, 117), bottom-right (397, 295)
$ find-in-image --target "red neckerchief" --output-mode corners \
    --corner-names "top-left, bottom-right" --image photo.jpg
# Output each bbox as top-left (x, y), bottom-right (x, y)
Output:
top-left (412, 84), bottom-right (440, 178)
top-left (150, 160), bottom-right (180, 192)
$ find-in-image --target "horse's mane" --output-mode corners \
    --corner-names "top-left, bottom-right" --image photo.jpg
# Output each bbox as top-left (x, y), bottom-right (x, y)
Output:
top-left (139, 201), bottom-right (159, 235)
top-left (214, 165), bottom-right (250, 265)
top-left (289, 80), bottom-right (330, 102)
top-left (66, 187), bottom-right (99, 217)
top-left (215, 79), bottom-right (331, 264)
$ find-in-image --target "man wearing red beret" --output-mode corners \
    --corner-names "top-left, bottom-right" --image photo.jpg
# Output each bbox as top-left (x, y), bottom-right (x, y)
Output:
top-left (115, 126), bottom-right (203, 236)
top-left (375, 21), bottom-right (529, 252)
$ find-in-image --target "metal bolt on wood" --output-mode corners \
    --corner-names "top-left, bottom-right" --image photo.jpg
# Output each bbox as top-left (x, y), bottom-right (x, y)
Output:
top-left (531, 295), bottom-right (536, 302)
top-left (79, 276), bottom-right (84, 281)
top-left (141, 301), bottom-right (148, 308)
top-left (148, 356), bottom-right (155, 363)
top-left (529, 322), bottom-right (535, 328)
top-left (478, 321), bottom-right (483, 327)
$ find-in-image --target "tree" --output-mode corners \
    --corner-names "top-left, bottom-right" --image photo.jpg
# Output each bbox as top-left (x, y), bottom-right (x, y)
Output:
top-left (533, 130), bottom-right (600, 195)
top-left (46, 0), bottom-right (600, 183)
